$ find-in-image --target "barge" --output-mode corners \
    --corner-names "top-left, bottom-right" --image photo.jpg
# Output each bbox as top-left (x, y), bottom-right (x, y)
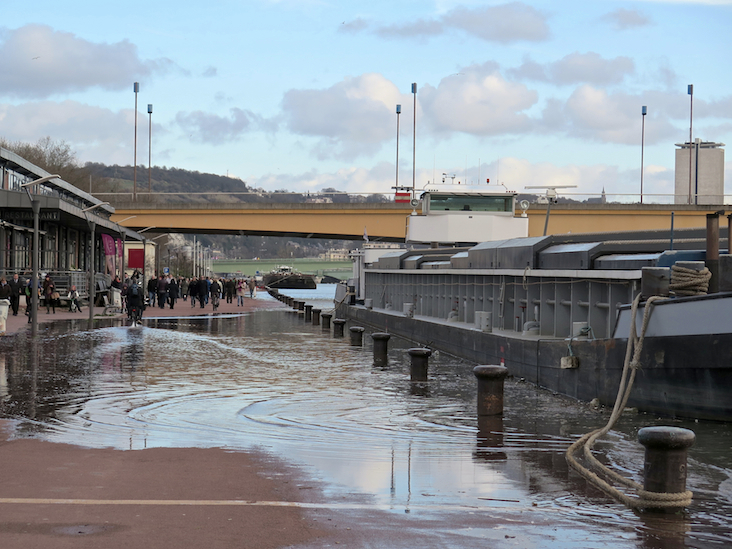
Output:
top-left (339, 185), bottom-right (732, 421)
top-left (263, 265), bottom-right (317, 290)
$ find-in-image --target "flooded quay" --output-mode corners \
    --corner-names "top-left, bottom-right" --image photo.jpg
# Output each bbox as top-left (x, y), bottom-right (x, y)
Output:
top-left (1, 291), bottom-right (731, 548)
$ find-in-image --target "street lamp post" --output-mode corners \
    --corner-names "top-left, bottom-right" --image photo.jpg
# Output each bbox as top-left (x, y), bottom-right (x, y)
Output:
top-left (688, 84), bottom-right (694, 204)
top-left (136, 226), bottom-right (157, 290)
top-left (411, 83), bottom-right (417, 200)
top-left (148, 104), bottom-right (153, 194)
top-left (133, 82), bottom-right (139, 202)
top-left (82, 202), bottom-right (110, 328)
top-left (20, 174), bottom-right (60, 337)
top-left (641, 106), bottom-right (647, 204)
top-left (395, 104), bottom-right (401, 190)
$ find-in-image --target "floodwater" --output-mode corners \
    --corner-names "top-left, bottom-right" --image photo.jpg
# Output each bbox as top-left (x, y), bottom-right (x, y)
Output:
top-left (1, 288), bottom-right (731, 548)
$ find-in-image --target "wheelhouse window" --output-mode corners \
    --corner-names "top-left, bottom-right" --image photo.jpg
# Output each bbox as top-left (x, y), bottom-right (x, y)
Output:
top-left (426, 194), bottom-right (514, 213)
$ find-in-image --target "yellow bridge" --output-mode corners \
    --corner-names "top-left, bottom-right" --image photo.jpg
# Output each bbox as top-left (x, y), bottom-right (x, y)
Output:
top-left (111, 202), bottom-right (728, 240)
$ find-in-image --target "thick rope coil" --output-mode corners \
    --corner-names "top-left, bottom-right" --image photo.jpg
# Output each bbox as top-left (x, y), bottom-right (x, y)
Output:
top-left (565, 294), bottom-right (693, 509)
top-left (670, 265), bottom-right (711, 296)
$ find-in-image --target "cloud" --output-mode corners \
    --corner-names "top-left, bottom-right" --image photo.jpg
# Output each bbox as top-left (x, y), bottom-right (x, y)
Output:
top-left (561, 85), bottom-right (678, 144)
top-left (250, 157), bottom-right (668, 200)
top-left (251, 162), bottom-right (396, 194)
top-left (509, 52), bottom-right (634, 85)
top-left (0, 24), bottom-right (173, 99)
top-left (420, 63), bottom-right (537, 135)
top-left (0, 100), bottom-right (140, 165)
top-left (175, 108), bottom-right (264, 144)
top-left (601, 8), bottom-right (651, 30)
top-left (202, 66), bottom-right (218, 77)
top-left (374, 2), bottom-right (549, 43)
top-left (281, 73), bottom-right (401, 159)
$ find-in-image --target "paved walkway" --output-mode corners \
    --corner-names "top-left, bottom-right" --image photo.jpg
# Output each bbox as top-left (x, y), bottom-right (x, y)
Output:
top-left (3, 293), bottom-right (280, 336)
top-left (0, 293), bottom-right (340, 548)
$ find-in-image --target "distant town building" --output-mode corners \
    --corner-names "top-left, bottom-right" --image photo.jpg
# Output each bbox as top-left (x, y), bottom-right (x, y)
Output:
top-left (319, 248), bottom-right (350, 261)
top-left (674, 140), bottom-right (725, 205)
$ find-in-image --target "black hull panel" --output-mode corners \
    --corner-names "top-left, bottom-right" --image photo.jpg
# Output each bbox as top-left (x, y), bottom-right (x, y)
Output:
top-left (340, 305), bottom-right (732, 422)
top-left (264, 274), bottom-right (317, 290)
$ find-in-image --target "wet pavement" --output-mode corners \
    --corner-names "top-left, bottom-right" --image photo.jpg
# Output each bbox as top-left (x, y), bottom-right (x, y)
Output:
top-left (1, 288), bottom-right (732, 548)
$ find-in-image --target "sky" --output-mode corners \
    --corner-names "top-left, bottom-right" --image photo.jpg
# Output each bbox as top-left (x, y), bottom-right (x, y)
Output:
top-left (1, 0), bottom-right (731, 202)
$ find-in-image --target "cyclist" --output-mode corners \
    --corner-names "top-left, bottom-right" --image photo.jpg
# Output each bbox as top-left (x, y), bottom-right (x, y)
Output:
top-left (210, 278), bottom-right (221, 311)
top-left (126, 280), bottom-right (144, 324)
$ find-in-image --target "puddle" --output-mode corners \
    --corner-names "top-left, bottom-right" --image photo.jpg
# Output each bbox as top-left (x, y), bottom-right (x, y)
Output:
top-left (0, 306), bottom-right (731, 548)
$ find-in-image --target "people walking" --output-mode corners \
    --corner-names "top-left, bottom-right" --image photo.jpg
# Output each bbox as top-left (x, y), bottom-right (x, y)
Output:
top-left (8, 273), bottom-right (23, 316)
top-left (198, 276), bottom-right (208, 308)
top-left (236, 279), bottom-right (245, 306)
top-left (157, 275), bottom-right (169, 309)
top-left (189, 278), bottom-right (198, 307)
top-left (43, 275), bottom-right (57, 313)
top-left (168, 277), bottom-right (179, 310)
top-left (248, 277), bottom-right (256, 298)
top-left (147, 276), bottom-right (158, 308)
top-left (181, 278), bottom-right (189, 302)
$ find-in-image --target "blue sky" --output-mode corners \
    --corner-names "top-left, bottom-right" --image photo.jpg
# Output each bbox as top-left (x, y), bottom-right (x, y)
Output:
top-left (1, 0), bottom-right (730, 201)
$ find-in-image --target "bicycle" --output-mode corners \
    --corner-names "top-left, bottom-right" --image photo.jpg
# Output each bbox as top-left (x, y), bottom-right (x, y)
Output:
top-left (129, 305), bottom-right (142, 326)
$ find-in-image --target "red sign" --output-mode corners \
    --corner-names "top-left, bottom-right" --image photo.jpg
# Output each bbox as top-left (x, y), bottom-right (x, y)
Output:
top-left (128, 249), bottom-right (144, 269)
top-left (395, 192), bottom-right (411, 203)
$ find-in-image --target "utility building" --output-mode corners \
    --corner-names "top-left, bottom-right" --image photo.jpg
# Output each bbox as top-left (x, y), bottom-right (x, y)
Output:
top-left (674, 140), bottom-right (725, 205)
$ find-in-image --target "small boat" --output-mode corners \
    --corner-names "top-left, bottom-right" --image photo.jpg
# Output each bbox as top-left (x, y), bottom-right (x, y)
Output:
top-left (263, 266), bottom-right (317, 290)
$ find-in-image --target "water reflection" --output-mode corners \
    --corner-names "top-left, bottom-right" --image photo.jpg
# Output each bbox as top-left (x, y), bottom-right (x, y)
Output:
top-left (0, 309), bottom-right (730, 547)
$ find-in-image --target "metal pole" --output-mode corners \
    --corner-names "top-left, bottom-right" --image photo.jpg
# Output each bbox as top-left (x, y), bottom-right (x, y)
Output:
top-left (411, 83), bottom-right (417, 200)
top-left (192, 235), bottom-right (196, 277)
top-left (30, 200), bottom-right (40, 336)
top-left (396, 104), bottom-right (401, 189)
top-left (688, 84), bottom-right (693, 205)
top-left (148, 104), bottom-right (153, 194)
top-left (89, 221), bottom-right (96, 327)
top-left (641, 106), bottom-right (647, 204)
top-left (133, 82), bottom-right (139, 202)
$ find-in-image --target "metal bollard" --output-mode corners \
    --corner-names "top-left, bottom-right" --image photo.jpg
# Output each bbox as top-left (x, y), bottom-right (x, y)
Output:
top-left (638, 426), bottom-right (695, 507)
top-left (312, 308), bottom-right (321, 325)
top-left (321, 313), bottom-right (332, 330)
top-left (371, 332), bottom-right (391, 366)
top-left (473, 365), bottom-right (509, 416)
top-left (291, 299), bottom-right (300, 310)
top-left (333, 318), bottom-right (346, 337)
top-left (349, 326), bottom-right (365, 346)
top-left (408, 348), bottom-right (432, 381)
top-left (298, 300), bottom-right (305, 311)
top-left (287, 297), bottom-right (294, 307)
top-left (304, 304), bottom-right (313, 322)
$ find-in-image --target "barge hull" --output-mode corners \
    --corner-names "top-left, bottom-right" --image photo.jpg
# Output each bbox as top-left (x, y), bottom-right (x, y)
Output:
top-left (339, 305), bottom-right (732, 421)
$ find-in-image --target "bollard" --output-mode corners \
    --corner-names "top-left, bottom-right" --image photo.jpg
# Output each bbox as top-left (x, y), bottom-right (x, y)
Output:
top-left (287, 296), bottom-right (294, 307)
top-left (312, 308), bottom-right (321, 325)
top-left (473, 365), bottom-right (509, 416)
top-left (304, 304), bottom-right (313, 322)
top-left (333, 318), bottom-right (346, 337)
top-left (298, 300), bottom-right (305, 311)
top-left (321, 313), bottom-right (332, 330)
top-left (349, 326), bottom-right (365, 346)
top-left (638, 426), bottom-right (695, 508)
top-left (291, 299), bottom-right (300, 310)
top-left (371, 332), bottom-right (391, 366)
top-left (408, 348), bottom-right (432, 381)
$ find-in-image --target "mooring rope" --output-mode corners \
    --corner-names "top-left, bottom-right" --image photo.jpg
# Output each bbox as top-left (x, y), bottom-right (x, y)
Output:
top-left (669, 264), bottom-right (711, 297)
top-left (565, 294), bottom-right (693, 509)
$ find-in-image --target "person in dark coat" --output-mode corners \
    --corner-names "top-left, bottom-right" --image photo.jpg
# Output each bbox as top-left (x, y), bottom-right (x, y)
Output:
top-left (168, 277), bottom-right (179, 310)
top-left (198, 276), bottom-right (208, 309)
top-left (189, 278), bottom-right (199, 307)
top-left (157, 275), bottom-right (169, 309)
top-left (8, 273), bottom-right (23, 316)
top-left (147, 276), bottom-right (158, 308)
